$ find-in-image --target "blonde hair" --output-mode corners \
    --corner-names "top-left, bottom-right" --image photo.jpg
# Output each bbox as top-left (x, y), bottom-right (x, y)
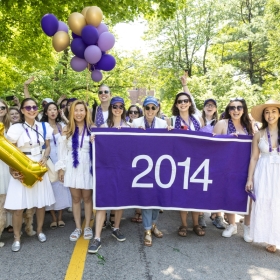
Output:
top-left (0, 99), bottom-right (11, 132)
top-left (65, 100), bottom-right (93, 139)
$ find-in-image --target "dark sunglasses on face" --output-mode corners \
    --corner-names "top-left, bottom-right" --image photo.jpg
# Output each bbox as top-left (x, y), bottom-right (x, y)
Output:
top-left (0, 106), bottom-right (6, 110)
top-left (205, 103), bottom-right (215, 108)
top-left (177, 99), bottom-right (189, 104)
top-left (229, 105), bottom-right (243, 111)
top-left (23, 105), bottom-right (38, 111)
top-left (98, 90), bottom-right (110, 95)
top-left (60, 104), bottom-right (66, 109)
top-left (129, 110), bottom-right (139, 115)
top-left (145, 106), bottom-right (156, 111)
top-left (112, 105), bottom-right (124, 110)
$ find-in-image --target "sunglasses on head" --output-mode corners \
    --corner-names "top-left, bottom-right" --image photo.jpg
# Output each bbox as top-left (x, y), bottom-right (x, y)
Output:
top-left (177, 99), bottom-right (189, 104)
top-left (0, 106), bottom-right (6, 111)
top-left (229, 105), bottom-right (243, 111)
top-left (230, 97), bottom-right (244, 102)
top-left (112, 104), bottom-right (124, 110)
top-left (23, 105), bottom-right (38, 111)
top-left (129, 110), bottom-right (139, 115)
top-left (98, 90), bottom-right (110, 95)
top-left (145, 105), bottom-right (156, 111)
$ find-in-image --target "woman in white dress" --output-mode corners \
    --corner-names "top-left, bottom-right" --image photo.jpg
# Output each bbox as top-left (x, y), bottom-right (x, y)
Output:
top-left (0, 99), bottom-right (13, 234)
top-left (41, 102), bottom-right (72, 229)
top-left (5, 98), bottom-right (55, 252)
top-left (56, 100), bottom-right (94, 242)
top-left (246, 100), bottom-right (280, 253)
top-left (88, 97), bottom-right (129, 254)
top-left (131, 96), bottom-right (168, 247)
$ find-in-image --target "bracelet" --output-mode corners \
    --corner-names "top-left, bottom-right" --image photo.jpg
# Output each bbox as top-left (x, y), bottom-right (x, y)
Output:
top-left (44, 155), bottom-right (50, 160)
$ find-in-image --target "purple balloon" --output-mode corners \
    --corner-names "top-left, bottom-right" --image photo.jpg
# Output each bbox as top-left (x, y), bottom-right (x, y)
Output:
top-left (91, 70), bottom-right (103, 82)
top-left (97, 32), bottom-right (115, 52)
top-left (72, 32), bottom-right (81, 39)
top-left (81, 25), bottom-right (99, 46)
top-left (41, 14), bottom-right (59, 37)
top-left (71, 38), bottom-right (87, 59)
top-left (95, 54), bottom-right (116, 71)
top-left (57, 21), bottom-right (69, 33)
top-left (97, 23), bottom-right (109, 35)
top-left (70, 56), bottom-right (88, 72)
top-left (84, 45), bottom-right (102, 64)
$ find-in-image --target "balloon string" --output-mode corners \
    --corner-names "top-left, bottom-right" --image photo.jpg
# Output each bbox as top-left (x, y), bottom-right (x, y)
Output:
top-left (86, 65), bottom-right (90, 102)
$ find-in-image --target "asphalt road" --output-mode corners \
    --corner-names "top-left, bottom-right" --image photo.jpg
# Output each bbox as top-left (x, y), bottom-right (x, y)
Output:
top-left (0, 209), bottom-right (279, 280)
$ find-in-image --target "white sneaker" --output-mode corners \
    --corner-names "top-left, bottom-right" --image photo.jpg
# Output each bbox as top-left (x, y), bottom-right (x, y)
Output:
top-left (222, 224), bottom-right (237, 237)
top-left (70, 228), bottom-right (82, 241)
top-left (243, 225), bottom-right (253, 242)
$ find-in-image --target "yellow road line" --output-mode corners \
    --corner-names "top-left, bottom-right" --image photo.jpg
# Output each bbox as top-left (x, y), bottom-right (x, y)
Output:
top-left (64, 211), bottom-right (95, 280)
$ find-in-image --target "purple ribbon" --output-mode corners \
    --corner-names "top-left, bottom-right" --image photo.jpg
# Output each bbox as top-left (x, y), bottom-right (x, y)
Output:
top-left (174, 115), bottom-right (200, 131)
top-left (52, 123), bottom-right (62, 146)
top-left (266, 128), bottom-right (280, 152)
top-left (227, 118), bottom-right (248, 135)
top-left (144, 117), bottom-right (155, 129)
top-left (95, 106), bottom-right (104, 128)
top-left (24, 124), bottom-right (40, 145)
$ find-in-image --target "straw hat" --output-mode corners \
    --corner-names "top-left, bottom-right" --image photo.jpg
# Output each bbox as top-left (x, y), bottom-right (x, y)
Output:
top-left (251, 100), bottom-right (280, 122)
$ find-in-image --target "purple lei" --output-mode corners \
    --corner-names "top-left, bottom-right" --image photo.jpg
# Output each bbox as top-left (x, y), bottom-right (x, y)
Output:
top-left (227, 118), bottom-right (248, 135)
top-left (144, 117), bottom-right (155, 129)
top-left (174, 115), bottom-right (200, 131)
top-left (72, 125), bottom-right (93, 175)
top-left (95, 106), bottom-right (104, 128)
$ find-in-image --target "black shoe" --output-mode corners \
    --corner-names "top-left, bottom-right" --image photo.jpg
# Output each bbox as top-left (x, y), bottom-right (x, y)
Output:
top-left (88, 239), bottom-right (101, 254)
top-left (112, 229), bottom-right (126, 242)
top-left (109, 213), bottom-right (115, 229)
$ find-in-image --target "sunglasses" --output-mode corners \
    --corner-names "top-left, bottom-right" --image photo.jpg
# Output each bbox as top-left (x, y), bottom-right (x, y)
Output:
top-left (230, 97), bottom-right (244, 102)
top-left (60, 104), bottom-right (66, 109)
top-left (145, 106), bottom-right (156, 111)
top-left (129, 110), bottom-right (139, 115)
top-left (177, 99), bottom-right (189, 104)
top-left (112, 105), bottom-right (124, 110)
top-left (229, 105), bottom-right (243, 111)
top-left (205, 103), bottom-right (216, 108)
top-left (23, 105), bottom-right (38, 111)
top-left (0, 106), bottom-right (6, 111)
top-left (98, 90), bottom-right (110, 95)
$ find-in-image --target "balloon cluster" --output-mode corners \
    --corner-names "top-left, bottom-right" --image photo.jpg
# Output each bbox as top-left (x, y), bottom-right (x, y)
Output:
top-left (41, 6), bottom-right (116, 82)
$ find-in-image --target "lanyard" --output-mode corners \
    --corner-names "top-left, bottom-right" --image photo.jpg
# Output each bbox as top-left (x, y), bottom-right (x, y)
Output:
top-left (80, 125), bottom-right (86, 149)
top-left (52, 123), bottom-right (62, 146)
top-left (24, 124), bottom-right (40, 146)
top-left (144, 117), bottom-right (155, 129)
top-left (266, 128), bottom-right (280, 152)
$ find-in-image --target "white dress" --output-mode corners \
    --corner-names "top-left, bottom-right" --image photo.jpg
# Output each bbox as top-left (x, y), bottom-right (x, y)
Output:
top-left (55, 134), bottom-right (93, 189)
top-left (4, 121), bottom-right (56, 210)
top-left (0, 152), bottom-right (13, 226)
top-left (250, 135), bottom-right (280, 246)
top-left (45, 132), bottom-right (72, 211)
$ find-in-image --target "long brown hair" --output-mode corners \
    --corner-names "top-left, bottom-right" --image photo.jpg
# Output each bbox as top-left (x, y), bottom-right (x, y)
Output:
top-left (171, 93), bottom-right (195, 116)
top-left (261, 107), bottom-right (280, 145)
top-left (0, 99), bottom-right (11, 131)
top-left (65, 100), bottom-right (93, 139)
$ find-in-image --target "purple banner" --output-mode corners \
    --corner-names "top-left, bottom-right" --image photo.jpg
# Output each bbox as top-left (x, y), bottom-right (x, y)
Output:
top-left (92, 128), bottom-right (252, 214)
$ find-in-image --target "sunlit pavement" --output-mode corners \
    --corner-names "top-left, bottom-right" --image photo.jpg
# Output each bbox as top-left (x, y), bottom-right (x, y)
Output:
top-left (0, 209), bottom-right (279, 280)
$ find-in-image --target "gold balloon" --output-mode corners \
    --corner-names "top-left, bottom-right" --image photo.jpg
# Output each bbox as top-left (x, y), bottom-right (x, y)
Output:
top-left (85, 6), bottom-right (103, 27)
top-left (52, 31), bottom-right (70, 52)
top-left (68, 12), bottom-right (86, 36)
top-left (0, 123), bottom-right (47, 188)
top-left (81, 6), bottom-right (90, 17)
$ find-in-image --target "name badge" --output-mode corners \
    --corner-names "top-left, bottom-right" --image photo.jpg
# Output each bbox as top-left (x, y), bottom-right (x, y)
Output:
top-left (31, 146), bottom-right (41, 156)
top-left (270, 154), bottom-right (280, 164)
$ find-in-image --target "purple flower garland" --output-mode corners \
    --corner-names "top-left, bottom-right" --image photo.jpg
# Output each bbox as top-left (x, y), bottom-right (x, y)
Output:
top-left (174, 115), bottom-right (200, 131)
top-left (95, 106), bottom-right (104, 128)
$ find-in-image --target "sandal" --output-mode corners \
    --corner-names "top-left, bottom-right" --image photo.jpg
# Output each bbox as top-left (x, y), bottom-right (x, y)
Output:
top-left (151, 224), bottom-right (163, 238)
top-left (50, 221), bottom-right (57, 229)
top-left (266, 245), bottom-right (277, 253)
top-left (58, 221), bottom-right (65, 228)
top-left (109, 213), bottom-right (115, 229)
top-left (144, 230), bottom-right (152, 247)
top-left (193, 225), bottom-right (205, 236)
top-left (178, 225), bottom-right (187, 237)
top-left (131, 211), bottom-right (142, 223)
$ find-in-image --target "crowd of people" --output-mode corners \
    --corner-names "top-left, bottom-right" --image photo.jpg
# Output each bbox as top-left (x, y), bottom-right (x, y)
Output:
top-left (0, 73), bottom-right (279, 255)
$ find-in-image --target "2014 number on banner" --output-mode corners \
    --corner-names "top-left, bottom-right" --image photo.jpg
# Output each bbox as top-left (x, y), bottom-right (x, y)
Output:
top-left (132, 155), bottom-right (213, 191)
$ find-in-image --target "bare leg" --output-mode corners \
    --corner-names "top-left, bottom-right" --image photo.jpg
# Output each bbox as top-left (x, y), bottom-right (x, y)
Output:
top-left (94, 210), bottom-right (106, 239)
top-left (70, 188), bottom-right (82, 229)
top-left (50, 210), bottom-right (57, 223)
top-left (36, 207), bottom-right (45, 234)
top-left (13, 210), bottom-right (24, 241)
top-left (226, 213), bottom-right (236, 225)
top-left (180, 211), bottom-right (188, 227)
top-left (81, 190), bottom-right (93, 228)
top-left (114, 210), bottom-right (123, 228)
